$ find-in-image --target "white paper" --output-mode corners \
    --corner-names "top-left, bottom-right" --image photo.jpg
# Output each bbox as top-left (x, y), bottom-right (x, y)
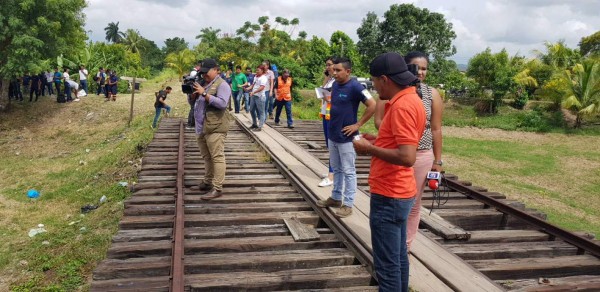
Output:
top-left (315, 87), bottom-right (331, 99)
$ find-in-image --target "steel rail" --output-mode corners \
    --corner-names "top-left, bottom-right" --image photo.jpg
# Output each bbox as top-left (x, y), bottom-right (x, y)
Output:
top-left (170, 120), bottom-right (185, 292)
top-left (445, 177), bottom-right (600, 258)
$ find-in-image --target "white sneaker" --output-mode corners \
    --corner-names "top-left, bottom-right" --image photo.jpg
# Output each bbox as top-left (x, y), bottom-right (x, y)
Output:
top-left (320, 173), bottom-right (329, 179)
top-left (318, 177), bottom-right (333, 187)
top-left (74, 98), bottom-right (80, 102)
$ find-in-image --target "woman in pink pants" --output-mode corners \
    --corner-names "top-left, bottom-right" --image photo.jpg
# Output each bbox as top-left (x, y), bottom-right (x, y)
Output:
top-left (374, 51), bottom-right (444, 250)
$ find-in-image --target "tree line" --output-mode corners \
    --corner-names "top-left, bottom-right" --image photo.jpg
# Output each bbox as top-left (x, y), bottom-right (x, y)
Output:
top-left (1, 2), bottom-right (599, 127)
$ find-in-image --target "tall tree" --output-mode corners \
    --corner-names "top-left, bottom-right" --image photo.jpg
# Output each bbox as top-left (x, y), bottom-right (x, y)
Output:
top-left (304, 36), bottom-right (331, 85)
top-left (195, 27), bottom-right (221, 48)
top-left (139, 38), bottom-right (165, 73)
top-left (561, 60), bottom-right (600, 128)
top-left (378, 4), bottom-right (456, 60)
top-left (534, 40), bottom-right (581, 70)
top-left (356, 12), bottom-right (382, 68)
top-left (163, 37), bottom-right (189, 55)
top-left (104, 22), bottom-right (125, 43)
top-left (330, 31), bottom-right (364, 75)
top-left (0, 0), bottom-right (87, 107)
top-left (165, 49), bottom-right (196, 81)
top-left (579, 31), bottom-right (600, 57)
top-left (122, 29), bottom-right (143, 54)
top-left (466, 48), bottom-right (519, 113)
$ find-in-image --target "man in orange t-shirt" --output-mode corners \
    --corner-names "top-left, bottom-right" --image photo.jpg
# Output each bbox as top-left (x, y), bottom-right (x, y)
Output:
top-left (353, 52), bottom-right (426, 292)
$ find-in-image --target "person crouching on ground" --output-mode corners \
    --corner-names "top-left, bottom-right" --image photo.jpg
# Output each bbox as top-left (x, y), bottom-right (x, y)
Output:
top-left (352, 52), bottom-right (426, 292)
top-left (191, 58), bottom-right (232, 200)
top-left (152, 86), bottom-right (172, 128)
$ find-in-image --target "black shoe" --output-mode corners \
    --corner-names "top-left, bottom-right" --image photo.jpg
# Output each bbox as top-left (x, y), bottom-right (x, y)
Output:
top-left (250, 125), bottom-right (258, 129)
top-left (287, 125), bottom-right (294, 129)
top-left (253, 128), bottom-right (262, 132)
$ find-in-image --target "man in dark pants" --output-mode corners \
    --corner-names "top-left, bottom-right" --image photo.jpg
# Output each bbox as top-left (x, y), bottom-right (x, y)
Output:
top-left (29, 73), bottom-right (41, 102)
top-left (53, 68), bottom-right (62, 97)
top-left (352, 52), bottom-right (426, 292)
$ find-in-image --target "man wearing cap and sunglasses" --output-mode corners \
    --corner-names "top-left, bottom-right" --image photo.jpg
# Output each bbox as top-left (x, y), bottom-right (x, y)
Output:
top-left (352, 52), bottom-right (426, 292)
top-left (191, 58), bottom-right (232, 200)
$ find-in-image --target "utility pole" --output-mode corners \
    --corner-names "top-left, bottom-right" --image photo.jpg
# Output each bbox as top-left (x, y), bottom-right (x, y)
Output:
top-left (339, 37), bottom-right (344, 57)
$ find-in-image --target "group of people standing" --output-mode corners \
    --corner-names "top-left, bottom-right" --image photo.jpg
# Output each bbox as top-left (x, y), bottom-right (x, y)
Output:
top-left (152, 52), bottom-right (442, 291)
top-left (8, 65), bottom-right (120, 103)
top-left (314, 52), bottom-right (443, 292)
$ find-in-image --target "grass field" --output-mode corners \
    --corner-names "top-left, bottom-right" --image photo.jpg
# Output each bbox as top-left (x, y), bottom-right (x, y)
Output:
top-left (0, 79), bottom-right (597, 290)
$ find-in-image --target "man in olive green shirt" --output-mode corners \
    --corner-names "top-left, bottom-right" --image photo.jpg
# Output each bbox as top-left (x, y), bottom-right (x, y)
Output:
top-left (231, 65), bottom-right (248, 113)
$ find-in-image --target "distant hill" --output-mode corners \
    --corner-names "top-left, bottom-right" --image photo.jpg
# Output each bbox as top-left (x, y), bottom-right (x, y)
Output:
top-left (457, 63), bottom-right (468, 72)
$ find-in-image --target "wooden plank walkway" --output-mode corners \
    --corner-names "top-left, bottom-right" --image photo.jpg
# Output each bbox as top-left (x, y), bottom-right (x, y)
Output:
top-left (237, 113), bottom-right (501, 292)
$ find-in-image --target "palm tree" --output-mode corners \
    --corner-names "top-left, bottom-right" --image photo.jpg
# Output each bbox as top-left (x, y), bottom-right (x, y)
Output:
top-left (165, 49), bottom-right (196, 81)
top-left (534, 40), bottom-right (581, 69)
top-left (195, 27), bottom-right (221, 43)
top-left (122, 29), bottom-right (143, 54)
top-left (104, 22), bottom-right (124, 43)
top-left (289, 18), bottom-right (300, 36)
top-left (561, 60), bottom-right (600, 128)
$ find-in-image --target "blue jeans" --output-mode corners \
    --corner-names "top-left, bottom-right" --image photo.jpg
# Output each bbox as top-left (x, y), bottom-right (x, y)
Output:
top-left (232, 91), bottom-right (241, 113)
top-left (80, 80), bottom-right (88, 94)
top-left (243, 91), bottom-right (250, 113)
top-left (323, 118), bottom-right (333, 173)
top-left (64, 82), bottom-right (71, 100)
top-left (45, 82), bottom-right (53, 95)
top-left (96, 83), bottom-right (104, 95)
top-left (250, 95), bottom-right (266, 128)
top-left (264, 90), bottom-right (272, 115)
top-left (370, 193), bottom-right (415, 292)
top-left (274, 100), bottom-right (293, 126)
top-left (328, 139), bottom-right (357, 207)
top-left (153, 105), bottom-right (171, 128)
top-left (243, 92), bottom-right (250, 112)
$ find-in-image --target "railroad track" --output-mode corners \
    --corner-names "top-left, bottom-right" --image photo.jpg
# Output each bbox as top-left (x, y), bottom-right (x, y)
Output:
top-left (275, 120), bottom-right (600, 291)
top-left (91, 119), bottom-right (377, 291)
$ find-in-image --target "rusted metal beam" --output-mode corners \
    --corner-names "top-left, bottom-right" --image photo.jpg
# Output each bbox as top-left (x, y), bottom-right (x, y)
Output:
top-left (170, 120), bottom-right (185, 292)
top-left (444, 177), bottom-right (600, 258)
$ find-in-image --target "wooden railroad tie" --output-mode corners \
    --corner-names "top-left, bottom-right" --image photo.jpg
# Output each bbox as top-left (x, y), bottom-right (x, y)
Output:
top-left (284, 217), bottom-right (320, 242)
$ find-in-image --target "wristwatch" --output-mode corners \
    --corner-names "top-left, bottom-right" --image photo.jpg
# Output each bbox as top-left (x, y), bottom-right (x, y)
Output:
top-left (201, 92), bottom-right (207, 97)
top-left (434, 160), bottom-right (443, 166)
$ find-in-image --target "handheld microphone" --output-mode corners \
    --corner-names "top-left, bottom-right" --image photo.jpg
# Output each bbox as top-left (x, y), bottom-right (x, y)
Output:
top-left (426, 171), bottom-right (441, 190)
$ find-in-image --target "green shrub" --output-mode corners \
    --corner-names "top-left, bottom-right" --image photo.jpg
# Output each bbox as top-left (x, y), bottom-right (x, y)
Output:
top-left (512, 91), bottom-right (529, 109)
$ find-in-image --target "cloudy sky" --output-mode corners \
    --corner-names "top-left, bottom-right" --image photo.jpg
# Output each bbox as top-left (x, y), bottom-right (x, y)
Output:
top-left (84, 0), bottom-right (599, 64)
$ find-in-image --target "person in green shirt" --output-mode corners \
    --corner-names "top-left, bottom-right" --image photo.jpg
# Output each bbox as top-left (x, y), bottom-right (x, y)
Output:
top-left (231, 65), bottom-right (248, 113)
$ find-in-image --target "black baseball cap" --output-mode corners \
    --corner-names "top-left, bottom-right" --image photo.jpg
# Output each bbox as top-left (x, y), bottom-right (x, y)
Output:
top-left (199, 58), bottom-right (218, 73)
top-left (369, 52), bottom-right (417, 86)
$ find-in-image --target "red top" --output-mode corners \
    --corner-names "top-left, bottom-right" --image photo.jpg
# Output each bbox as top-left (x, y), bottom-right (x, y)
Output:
top-left (369, 87), bottom-right (426, 199)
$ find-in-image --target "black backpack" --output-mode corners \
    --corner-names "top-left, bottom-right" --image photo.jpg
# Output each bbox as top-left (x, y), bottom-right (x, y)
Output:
top-left (57, 93), bottom-right (66, 103)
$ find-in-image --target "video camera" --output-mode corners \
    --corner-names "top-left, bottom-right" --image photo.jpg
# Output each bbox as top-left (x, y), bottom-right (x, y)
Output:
top-left (181, 73), bottom-right (202, 94)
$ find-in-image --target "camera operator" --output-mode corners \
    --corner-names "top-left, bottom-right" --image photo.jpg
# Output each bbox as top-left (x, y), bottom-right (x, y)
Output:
top-left (191, 58), bottom-right (232, 200)
top-left (186, 61), bottom-right (202, 129)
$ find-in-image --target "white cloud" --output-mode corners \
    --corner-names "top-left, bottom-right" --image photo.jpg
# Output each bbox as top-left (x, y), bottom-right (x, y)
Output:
top-left (84, 0), bottom-right (600, 64)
